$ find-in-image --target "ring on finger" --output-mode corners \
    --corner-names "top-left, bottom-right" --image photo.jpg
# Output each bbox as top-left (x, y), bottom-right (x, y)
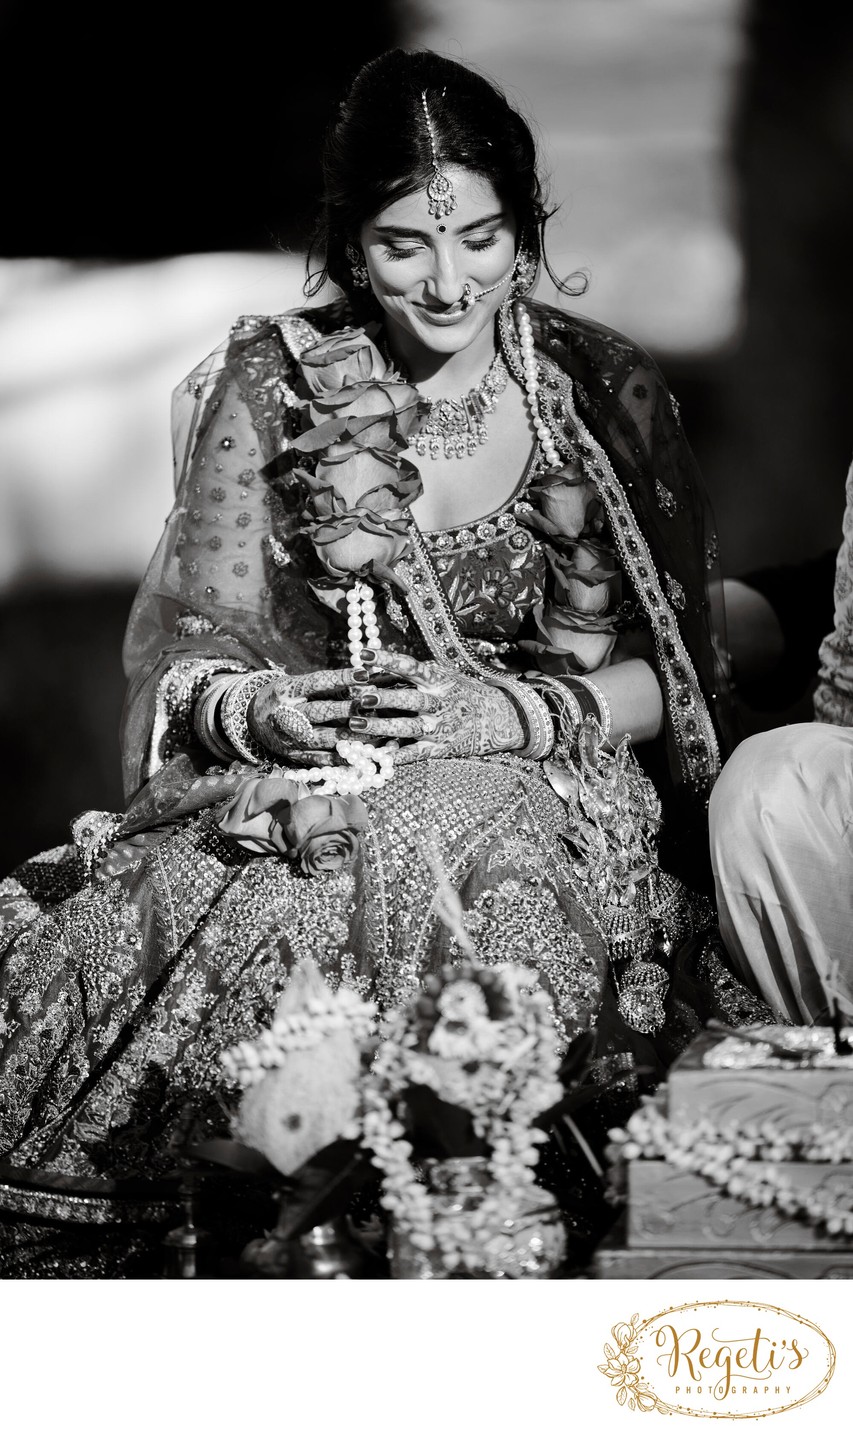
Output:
top-left (273, 705), bottom-right (317, 747)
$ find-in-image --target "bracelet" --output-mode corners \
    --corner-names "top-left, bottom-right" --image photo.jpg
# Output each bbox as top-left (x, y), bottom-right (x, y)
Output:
top-left (194, 673), bottom-right (243, 762)
top-left (219, 671), bottom-right (278, 764)
top-left (563, 675), bottom-right (613, 740)
top-left (525, 673), bottom-right (583, 748)
top-left (494, 675), bottom-right (554, 760)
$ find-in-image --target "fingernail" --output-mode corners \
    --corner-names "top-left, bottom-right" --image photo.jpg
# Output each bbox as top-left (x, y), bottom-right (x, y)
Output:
top-left (360, 648), bottom-right (377, 664)
top-left (359, 693), bottom-right (380, 710)
top-left (349, 716), bottom-right (369, 731)
top-left (351, 669), bottom-right (370, 685)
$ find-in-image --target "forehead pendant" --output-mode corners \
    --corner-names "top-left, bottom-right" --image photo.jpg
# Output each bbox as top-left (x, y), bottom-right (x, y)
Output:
top-left (420, 90), bottom-right (457, 219)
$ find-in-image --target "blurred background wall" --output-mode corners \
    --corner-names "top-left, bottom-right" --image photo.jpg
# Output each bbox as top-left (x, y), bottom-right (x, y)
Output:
top-left (1, 0), bottom-right (851, 870)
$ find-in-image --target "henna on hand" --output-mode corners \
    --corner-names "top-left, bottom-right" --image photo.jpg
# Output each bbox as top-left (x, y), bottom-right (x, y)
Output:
top-left (348, 654), bottom-right (525, 760)
top-left (247, 677), bottom-right (330, 755)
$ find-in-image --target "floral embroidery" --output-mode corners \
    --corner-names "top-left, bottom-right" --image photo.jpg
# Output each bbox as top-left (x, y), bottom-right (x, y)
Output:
top-left (655, 478), bottom-right (677, 517)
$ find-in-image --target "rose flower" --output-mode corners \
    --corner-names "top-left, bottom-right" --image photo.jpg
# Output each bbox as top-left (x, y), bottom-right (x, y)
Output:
top-left (218, 771), bottom-right (368, 875)
top-left (282, 792), bottom-right (369, 877)
top-left (298, 327), bottom-right (390, 398)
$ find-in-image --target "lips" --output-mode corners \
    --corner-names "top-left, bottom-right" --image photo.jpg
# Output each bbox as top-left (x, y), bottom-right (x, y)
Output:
top-left (416, 305), bottom-right (470, 326)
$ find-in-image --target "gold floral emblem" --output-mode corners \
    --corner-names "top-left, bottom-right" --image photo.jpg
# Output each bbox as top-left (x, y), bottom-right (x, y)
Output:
top-left (598, 1315), bottom-right (670, 1414)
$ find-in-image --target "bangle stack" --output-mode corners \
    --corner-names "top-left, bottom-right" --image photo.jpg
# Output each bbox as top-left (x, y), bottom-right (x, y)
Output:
top-left (565, 675), bottom-right (613, 740)
top-left (524, 672), bottom-right (613, 747)
top-left (194, 671), bottom-right (247, 762)
top-left (503, 680), bottom-right (555, 760)
top-left (525, 674), bottom-right (583, 749)
top-left (219, 671), bottom-right (279, 764)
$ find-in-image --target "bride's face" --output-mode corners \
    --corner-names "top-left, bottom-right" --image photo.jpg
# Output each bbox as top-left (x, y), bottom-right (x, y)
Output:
top-left (360, 168), bottom-right (517, 356)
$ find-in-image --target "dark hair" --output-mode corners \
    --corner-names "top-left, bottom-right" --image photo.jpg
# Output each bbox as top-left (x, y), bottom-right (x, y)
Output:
top-left (304, 48), bottom-right (586, 313)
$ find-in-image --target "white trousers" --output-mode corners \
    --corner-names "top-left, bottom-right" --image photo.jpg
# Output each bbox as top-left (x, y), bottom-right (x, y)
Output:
top-left (709, 723), bottom-right (853, 1024)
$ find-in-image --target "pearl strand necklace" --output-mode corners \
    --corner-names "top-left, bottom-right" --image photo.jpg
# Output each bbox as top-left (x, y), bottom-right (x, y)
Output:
top-left (281, 581), bottom-right (394, 797)
top-left (346, 580), bottom-right (382, 658)
top-left (286, 737), bottom-right (394, 796)
top-left (515, 304), bottom-right (562, 469)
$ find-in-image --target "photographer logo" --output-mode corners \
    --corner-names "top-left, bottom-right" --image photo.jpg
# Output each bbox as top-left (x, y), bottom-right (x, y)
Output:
top-left (598, 1299), bottom-right (835, 1418)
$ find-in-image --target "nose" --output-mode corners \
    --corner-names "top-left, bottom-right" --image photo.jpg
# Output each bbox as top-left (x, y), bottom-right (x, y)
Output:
top-left (426, 248), bottom-right (464, 307)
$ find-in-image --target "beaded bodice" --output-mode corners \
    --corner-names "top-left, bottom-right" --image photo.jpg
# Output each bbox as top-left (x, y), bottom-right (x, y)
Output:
top-left (418, 443), bottom-right (548, 645)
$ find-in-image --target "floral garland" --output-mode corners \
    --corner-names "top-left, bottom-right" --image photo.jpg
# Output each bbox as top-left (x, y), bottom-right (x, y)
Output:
top-left (288, 325), bottom-right (425, 605)
top-left (517, 458), bottom-right (621, 677)
top-left (214, 326), bottom-right (424, 874)
top-left (607, 1101), bottom-right (853, 1238)
top-left (220, 960), bottom-right (377, 1178)
top-left (360, 962), bottom-right (564, 1276)
top-left (222, 983), bottom-right (377, 1084)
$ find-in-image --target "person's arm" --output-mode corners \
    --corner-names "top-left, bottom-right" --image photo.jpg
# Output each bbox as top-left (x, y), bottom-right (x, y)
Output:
top-left (576, 655), bottom-right (663, 745)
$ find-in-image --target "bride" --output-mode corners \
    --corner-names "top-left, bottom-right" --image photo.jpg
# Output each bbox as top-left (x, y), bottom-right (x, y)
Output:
top-left (0, 48), bottom-right (769, 1271)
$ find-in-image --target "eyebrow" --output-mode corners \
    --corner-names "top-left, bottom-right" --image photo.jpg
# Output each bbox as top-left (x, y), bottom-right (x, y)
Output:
top-left (372, 210), bottom-right (507, 240)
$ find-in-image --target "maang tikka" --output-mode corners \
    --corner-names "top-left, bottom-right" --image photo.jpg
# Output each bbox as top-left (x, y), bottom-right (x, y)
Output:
top-left (420, 90), bottom-right (456, 219)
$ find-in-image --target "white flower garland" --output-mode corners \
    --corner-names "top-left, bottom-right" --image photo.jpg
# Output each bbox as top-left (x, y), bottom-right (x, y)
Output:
top-left (608, 1101), bottom-right (853, 1238)
top-left (361, 975), bottom-right (564, 1275)
top-left (222, 987), bottom-right (377, 1085)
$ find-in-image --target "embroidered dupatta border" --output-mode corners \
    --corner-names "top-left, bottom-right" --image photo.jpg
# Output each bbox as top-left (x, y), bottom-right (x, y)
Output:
top-left (556, 371), bottom-right (721, 795)
top-left (500, 316), bottom-right (721, 798)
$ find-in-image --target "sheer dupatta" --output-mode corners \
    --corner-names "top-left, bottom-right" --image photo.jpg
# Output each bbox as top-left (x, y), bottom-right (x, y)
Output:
top-left (120, 312), bottom-right (336, 806)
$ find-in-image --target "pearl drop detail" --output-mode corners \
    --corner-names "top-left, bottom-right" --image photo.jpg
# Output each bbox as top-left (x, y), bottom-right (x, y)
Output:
top-left (282, 582), bottom-right (395, 798)
top-left (516, 304), bottom-right (562, 471)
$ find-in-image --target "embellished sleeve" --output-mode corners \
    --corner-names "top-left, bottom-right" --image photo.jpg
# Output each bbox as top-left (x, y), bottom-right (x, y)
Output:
top-left (814, 457), bottom-right (853, 726)
top-left (120, 313), bottom-right (333, 801)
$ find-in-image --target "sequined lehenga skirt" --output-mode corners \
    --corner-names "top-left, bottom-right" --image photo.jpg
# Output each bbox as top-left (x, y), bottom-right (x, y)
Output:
top-left (0, 751), bottom-right (754, 1278)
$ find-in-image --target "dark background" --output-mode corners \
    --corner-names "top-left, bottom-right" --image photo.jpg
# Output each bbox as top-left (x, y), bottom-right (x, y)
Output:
top-left (1, 0), bottom-right (851, 872)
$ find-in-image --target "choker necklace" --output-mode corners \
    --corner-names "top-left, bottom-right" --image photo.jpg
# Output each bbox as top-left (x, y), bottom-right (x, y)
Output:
top-left (410, 351), bottom-right (509, 460)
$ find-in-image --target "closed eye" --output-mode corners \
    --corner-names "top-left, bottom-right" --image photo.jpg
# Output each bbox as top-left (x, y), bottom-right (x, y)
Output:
top-left (383, 245), bottom-right (424, 261)
top-left (382, 234), bottom-right (500, 262)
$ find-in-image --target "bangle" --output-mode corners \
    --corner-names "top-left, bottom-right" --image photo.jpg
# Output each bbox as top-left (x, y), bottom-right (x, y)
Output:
top-left (194, 673), bottom-right (243, 762)
top-left (525, 673), bottom-right (583, 748)
top-left (219, 671), bottom-right (277, 764)
top-left (564, 675), bottom-right (613, 740)
top-left (493, 675), bottom-right (554, 759)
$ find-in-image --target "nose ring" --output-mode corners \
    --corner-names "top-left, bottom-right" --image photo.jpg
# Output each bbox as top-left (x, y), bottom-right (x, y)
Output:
top-left (461, 283), bottom-right (474, 309)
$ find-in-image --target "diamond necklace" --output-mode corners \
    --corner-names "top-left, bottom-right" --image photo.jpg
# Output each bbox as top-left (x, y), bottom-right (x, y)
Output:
top-left (405, 350), bottom-right (510, 460)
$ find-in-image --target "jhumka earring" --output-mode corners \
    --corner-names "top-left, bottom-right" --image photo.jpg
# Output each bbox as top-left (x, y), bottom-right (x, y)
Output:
top-left (420, 90), bottom-right (456, 219)
top-left (510, 248), bottom-right (537, 299)
top-left (345, 242), bottom-right (370, 289)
